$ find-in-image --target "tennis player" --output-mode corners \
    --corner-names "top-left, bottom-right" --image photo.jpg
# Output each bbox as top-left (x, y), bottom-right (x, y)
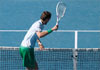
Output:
top-left (19, 11), bottom-right (58, 70)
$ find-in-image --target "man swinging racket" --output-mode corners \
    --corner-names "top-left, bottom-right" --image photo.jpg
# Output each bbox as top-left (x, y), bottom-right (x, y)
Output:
top-left (19, 11), bottom-right (58, 70)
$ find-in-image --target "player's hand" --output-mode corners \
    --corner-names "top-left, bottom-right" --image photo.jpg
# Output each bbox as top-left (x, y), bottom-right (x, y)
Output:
top-left (39, 43), bottom-right (45, 51)
top-left (52, 25), bottom-right (58, 31)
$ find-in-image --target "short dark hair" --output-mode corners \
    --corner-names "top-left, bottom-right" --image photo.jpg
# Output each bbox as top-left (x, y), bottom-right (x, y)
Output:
top-left (40, 11), bottom-right (51, 21)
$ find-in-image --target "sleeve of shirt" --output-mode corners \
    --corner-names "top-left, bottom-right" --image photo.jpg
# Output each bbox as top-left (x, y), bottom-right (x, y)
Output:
top-left (35, 23), bottom-right (42, 32)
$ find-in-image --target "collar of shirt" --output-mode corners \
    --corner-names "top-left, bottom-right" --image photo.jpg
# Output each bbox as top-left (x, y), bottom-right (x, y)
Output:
top-left (39, 19), bottom-right (44, 30)
top-left (39, 19), bottom-right (43, 25)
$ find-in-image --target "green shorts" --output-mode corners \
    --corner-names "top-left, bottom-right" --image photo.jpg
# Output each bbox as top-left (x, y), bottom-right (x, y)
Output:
top-left (19, 46), bottom-right (36, 68)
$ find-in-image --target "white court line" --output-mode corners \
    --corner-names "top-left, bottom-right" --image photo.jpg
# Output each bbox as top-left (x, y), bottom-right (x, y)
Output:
top-left (0, 30), bottom-right (100, 32)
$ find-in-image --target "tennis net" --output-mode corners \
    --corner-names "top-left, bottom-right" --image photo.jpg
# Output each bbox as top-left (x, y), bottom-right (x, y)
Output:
top-left (0, 47), bottom-right (100, 70)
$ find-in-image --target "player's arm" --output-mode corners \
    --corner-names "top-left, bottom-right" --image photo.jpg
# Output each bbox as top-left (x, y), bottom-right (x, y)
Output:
top-left (36, 25), bottom-right (58, 38)
top-left (37, 38), bottom-right (44, 50)
top-left (37, 38), bottom-right (42, 45)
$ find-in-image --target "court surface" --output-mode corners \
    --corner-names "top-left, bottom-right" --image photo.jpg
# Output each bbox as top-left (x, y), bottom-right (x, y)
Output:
top-left (0, 0), bottom-right (100, 70)
top-left (0, 0), bottom-right (100, 48)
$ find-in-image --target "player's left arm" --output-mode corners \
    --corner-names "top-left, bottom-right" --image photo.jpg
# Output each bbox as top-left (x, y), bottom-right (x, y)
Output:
top-left (37, 38), bottom-right (44, 50)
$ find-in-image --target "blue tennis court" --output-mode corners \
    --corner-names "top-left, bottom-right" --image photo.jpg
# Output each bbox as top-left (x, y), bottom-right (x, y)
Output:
top-left (0, 0), bottom-right (100, 48)
top-left (0, 0), bottom-right (100, 70)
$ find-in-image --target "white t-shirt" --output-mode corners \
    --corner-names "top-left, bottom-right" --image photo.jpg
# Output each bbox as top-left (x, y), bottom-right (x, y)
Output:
top-left (21, 20), bottom-right (44, 48)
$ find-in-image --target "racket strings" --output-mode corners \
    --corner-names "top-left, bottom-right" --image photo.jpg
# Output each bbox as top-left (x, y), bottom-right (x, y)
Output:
top-left (56, 2), bottom-right (66, 21)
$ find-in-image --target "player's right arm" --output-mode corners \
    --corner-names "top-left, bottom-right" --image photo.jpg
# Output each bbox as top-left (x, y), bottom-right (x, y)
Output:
top-left (36, 25), bottom-right (58, 38)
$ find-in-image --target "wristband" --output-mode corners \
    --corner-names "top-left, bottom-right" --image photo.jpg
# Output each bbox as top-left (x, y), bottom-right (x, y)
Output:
top-left (47, 29), bottom-right (53, 34)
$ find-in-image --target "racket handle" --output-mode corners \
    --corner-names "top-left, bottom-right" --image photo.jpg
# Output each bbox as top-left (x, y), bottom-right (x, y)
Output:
top-left (56, 21), bottom-right (59, 25)
top-left (56, 17), bottom-right (59, 25)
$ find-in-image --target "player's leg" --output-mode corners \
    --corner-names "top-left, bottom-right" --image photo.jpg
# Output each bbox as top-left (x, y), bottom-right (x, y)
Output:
top-left (20, 47), bottom-right (37, 70)
top-left (29, 48), bottom-right (38, 70)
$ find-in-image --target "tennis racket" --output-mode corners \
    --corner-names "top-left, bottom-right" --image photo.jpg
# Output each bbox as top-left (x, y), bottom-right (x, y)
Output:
top-left (56, 1), bottom-right (66, 25)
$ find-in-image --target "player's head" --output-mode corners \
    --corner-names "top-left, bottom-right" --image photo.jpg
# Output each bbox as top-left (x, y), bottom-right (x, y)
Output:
top-left (40, 11), bottom-right (51, 25)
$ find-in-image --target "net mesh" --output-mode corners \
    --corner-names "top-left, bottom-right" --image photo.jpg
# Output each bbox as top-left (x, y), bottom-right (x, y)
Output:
top-left (77, 49), bottom-right (100, 70)
top-left (0, 47), bottom-right (100, 70)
